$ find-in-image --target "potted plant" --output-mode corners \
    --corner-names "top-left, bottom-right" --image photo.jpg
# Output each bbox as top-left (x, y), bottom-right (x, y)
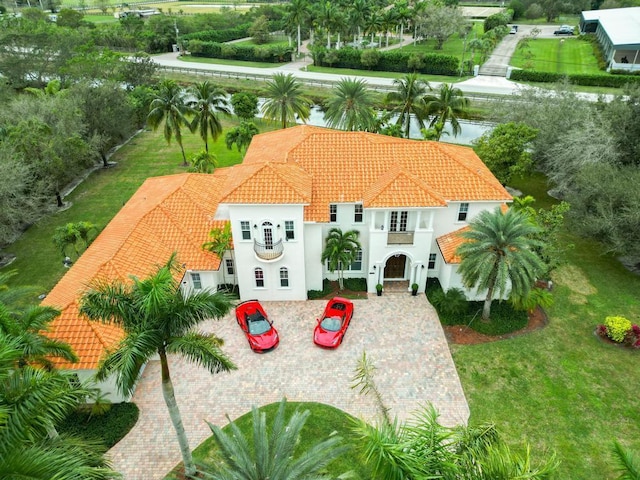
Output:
top-left (376, 283), bottom-right (383, 296)
top-left (411, 283), bottom-right (419, 296)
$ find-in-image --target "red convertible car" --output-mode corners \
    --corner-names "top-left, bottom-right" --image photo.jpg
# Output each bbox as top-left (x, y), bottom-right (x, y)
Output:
top-left (313, 297), bottom-right (354, 348)
top-left (235, 300), bottom-right (279, 353)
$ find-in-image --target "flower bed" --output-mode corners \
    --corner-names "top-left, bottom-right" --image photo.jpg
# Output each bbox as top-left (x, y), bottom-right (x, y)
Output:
top-left (596, 316), bottom-right (640, 349)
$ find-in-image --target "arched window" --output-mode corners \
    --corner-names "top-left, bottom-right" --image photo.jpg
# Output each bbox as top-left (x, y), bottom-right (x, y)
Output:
top-left (254, 268), bottom-right (264, 288)
top-left (279, 267), bottom-right (289, 287)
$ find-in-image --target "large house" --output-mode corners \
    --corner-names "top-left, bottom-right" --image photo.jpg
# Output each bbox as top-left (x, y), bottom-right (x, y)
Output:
top-left (580, 7), bottom-right (640, 72)
top-left (42, 126), bottom-right (511, 400)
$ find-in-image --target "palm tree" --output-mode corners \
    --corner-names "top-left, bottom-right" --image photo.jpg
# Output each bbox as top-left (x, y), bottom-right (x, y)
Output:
top-left (349, 0), bottom-right (371, 44)
top-left (319, 0), bottom-right (338, 49)
top-left (261, 73), bottom-right (311, 129)
top-left (0, 270), bottom-right (38, 307)
top-left (324, 78), bottom-right (376, 131)
top-left (286, 0), bottom-right (309, 54)
top-left (0, 302), bottom-right (78, 369)
top-left (187, 81), bottom-right (230, 153)
top-left (147, 79), bottom-right (193, 166)
top-left (611, 441), bottom-right (640, 480)
top-left (386, 73), bottom-right (430, 138)
top-left (0, 335), bottom-right (117, 479)
top-left (225, 121), bottom-right (259, 155)
top-left (424, 83), bottom-right (470, 141)
top-left (365, 9), bottom-right (383, 45)
top-left (381, 9), bottom-right (396, 47)
top-left (203, 222), bottom-right (234, 287)
top-left (189, 150), bottom-right (217, 173)
top-left (203, 398), bottom-right (347, 479)
top-left (321, 228), bottom-right (361, 290)
top-left (79, 254), bottom-right (236, 478)
top-left (456, 207), bottom-right (544, 322)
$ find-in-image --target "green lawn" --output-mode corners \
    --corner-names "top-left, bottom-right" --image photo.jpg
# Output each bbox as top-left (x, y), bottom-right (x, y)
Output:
top-left (305, 65), bottom-right (467, 84)
top-left (399, 21), bottom-right (484, 59)
top-left (452, 173), bottom-right (640, 479)
top-left (3, 122), bottom-right (248, 292)
top-left (510, 37), bottom-right (601, 74)
top-left (178, 55), bottom-right (286, 69)
top-left (164, 402), bottom-right (373, 479)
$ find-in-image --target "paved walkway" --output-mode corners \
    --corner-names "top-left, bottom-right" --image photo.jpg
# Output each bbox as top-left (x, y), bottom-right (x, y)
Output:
top-left (108, 295), bottom-right (469, 479)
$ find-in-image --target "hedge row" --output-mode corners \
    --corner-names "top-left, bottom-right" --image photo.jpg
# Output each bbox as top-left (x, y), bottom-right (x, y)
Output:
top-left (509, 69), bottom-right (640, 87)
top-left (313, 47), bottom-right (458, 76)
top-left (187, 40), bottom-right (293, 63)
top-left (182, 25), bottom-right (251, 44)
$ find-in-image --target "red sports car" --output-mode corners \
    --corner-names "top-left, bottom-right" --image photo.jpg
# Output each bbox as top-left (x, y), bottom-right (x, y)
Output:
top-left (235, 300), bottom-right (279, 353)
top-left (313, 297), bottom-right (354, 348)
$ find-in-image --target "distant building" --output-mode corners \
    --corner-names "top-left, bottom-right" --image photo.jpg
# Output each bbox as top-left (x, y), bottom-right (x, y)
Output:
top-left (580, 7), bottom-right (640, 72)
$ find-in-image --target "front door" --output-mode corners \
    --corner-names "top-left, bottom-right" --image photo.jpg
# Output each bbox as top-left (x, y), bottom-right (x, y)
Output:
top-left (384, 254), bottom-right (406, 279)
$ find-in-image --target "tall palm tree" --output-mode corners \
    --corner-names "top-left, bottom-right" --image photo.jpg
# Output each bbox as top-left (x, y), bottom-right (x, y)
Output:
top-left (0, 302), bottom-right (78, 369)
top-left (456, 207), bottom-right (544, 322)
top-left (262, 73), bottom-right (311, 129)
top-left (349, 0), bottom-right (371, 44)
top-left (424, 83), bottom-right (470, 141)
top-left (365, 9), bottom-right (383, 45)
top-left (187, 81), bottom-right (230, 153)
top-left (381, 9), bottom-right (397, 47)
top-left (147, 79), bottom-right (193, 166)
top-left (225, 121), bottom-right (259, 155)
top-left (324, 78), bottom-right (376, 132)
top-left (79, 254), bottom-right (236, 478)
top-left (319, 0), bottom-right (338, 49)
top-left (203, 398), bottom-right (347, 479)
top-left (286, 0), bottom-right (309, 54)
top-left (203, 222), bottom-right (234, 287)
top-left (321, 227), bottom-right (361, 290)
top-left (386, 73), bottom-right (430, 138)
top-left (0, 335), bottom-right (117, 480)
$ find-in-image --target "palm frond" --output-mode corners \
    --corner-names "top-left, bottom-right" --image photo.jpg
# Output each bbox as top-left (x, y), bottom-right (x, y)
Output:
top-left (166, 332), bottom-right (236, 375)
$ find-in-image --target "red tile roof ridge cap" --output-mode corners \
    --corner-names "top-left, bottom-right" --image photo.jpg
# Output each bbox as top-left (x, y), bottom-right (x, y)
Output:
top-left (430, 142), bottom-right (511, 200)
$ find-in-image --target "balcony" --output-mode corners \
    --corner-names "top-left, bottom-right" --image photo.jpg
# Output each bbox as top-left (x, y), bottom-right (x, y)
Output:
top-left (387, 231), bottom-right (414, 245)
top-left (254, 238), bottom-right (283, 261)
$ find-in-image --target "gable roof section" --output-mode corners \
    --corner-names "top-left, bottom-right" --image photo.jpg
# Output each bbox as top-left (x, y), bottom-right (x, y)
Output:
top-left (42, 173), bottom-right (228, 370)
top-left (436, 226), bottom-right (471, 265)
top-left (363, 165), bottom-right (447, 208)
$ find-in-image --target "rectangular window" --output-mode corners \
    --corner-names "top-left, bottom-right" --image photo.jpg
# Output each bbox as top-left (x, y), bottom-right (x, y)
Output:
top-left (458, 203), bottom-right (469, 222)
top-left (190, 273), bottom-right (202, 290)
top-left (225, 259), bottom-right (234, 275)
top-left (284, 220), bottom-right (295, 240)
top-left (390, 211), bottom-right (408, 232)
top-left (280, 268), bottom-right (289, 287)
top-left (329, 204), bottom-right (337, 222)
top-left (255, 269), bottom-right (264, 288)
top-left (428, 253), bottom-right (436, 270)
top-left (354, 204), bottom-right (363, 223)
top-left (348, 249), bottom-right (362, 271)
top-left (240, 221), bottom-right (251, 240)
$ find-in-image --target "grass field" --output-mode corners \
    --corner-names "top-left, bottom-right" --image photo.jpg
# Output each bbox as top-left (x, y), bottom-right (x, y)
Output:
top-left (178, 55), bottom-right (286, 69)
top-left (510, 37), bottom-right (601, 74)
top-left (399, 21), bottom-right (484, 59)
top-left (305, 65), bottom-right (466, 84)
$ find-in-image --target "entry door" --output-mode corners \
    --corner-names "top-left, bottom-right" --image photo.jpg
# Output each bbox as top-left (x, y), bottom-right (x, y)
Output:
top-left (384, 255), bottom-right (406, 279)
top-left (262, 222), bottom-right (273, 249)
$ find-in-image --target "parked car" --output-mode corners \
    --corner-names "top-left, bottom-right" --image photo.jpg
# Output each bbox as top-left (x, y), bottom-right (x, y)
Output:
top-left (313, 297), bottom-right (354, 348)
top-left (235, 300), bottom-right (279, 353)
top-left (509, 26), bottom-right (518, 34)
top-left (554, 25), bottom-right (574, 35)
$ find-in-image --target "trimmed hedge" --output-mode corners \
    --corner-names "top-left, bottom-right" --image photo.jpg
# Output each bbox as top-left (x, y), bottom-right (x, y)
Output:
top-left (58, 402), bottom-right (140, 448)
top-left (182, 25), bottom-right (251, 44)
top-left (313, 46), bottom-right (458, 75)
top-left (510, 69), bottom-right (640, 87)
top-left (187, 40), bottom-right (293, 63)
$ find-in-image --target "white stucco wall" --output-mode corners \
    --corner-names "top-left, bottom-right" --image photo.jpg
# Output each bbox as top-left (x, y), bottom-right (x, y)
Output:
top-left (75, 369), bottom-right (137, 403)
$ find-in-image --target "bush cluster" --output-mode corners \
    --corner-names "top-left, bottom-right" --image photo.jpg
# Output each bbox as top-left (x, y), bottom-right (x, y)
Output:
top-left (308, 279), bottom-right (333, 300)
top-left (182, 25), bottom-right (251, 44)
top-left (343, 277), bottom-right (367, 292)
top-left (597, 316), bottom-right (640, 347)
top-left (58, 402), bottom-right (140, 448)
top-left (509, 70), bottom-right (640, 88)
top-left (187, 40), bottom-right (293, 63)
top-left (312, 47), bottom-right (459, 76)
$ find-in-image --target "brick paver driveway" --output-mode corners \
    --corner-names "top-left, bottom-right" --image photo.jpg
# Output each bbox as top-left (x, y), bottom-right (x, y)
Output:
top-left (108, 294), bottom-right (469, 479)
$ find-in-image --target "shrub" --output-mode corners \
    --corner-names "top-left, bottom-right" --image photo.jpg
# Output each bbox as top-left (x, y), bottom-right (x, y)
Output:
top-left (509, 70), bottom-right (640, 88)
top-left (58, 402), bottom-right (140, 448)
top-left (430, 287), bottom-right (468, 318)
top-left (484, 11), bottom-right (512, 33)
top-left (604, 316), bottom-right (632, 343)
top-left (344, 277), bottom-right (367, 292)
top-left (524, 3), bottom-right (543, 20)
top-left (308, 279), bottom-right (333, 299)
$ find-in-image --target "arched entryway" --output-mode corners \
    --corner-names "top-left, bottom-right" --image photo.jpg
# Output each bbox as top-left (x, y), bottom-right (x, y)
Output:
top-left (384, 254), bottom-right (407, 280)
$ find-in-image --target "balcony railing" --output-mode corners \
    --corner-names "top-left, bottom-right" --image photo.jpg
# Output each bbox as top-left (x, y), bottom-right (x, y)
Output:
top-left (254, 238), bottom-right (284, 260)
top-left (387, 231), bottom-right (414, 245)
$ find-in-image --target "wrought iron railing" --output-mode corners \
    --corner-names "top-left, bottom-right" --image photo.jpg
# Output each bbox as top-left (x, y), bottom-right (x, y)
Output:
top-left (254, 238), bottom-right (284, 260)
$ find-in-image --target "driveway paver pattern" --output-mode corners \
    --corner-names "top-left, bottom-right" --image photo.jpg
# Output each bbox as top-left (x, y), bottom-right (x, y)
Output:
top-left (108, 294), bottom-right (469, 479)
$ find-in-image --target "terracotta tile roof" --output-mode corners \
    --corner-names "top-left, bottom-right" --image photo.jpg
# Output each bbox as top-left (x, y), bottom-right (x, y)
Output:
top-left (227, 127), bottom-right (511, 221)
top-left (42, 173), bottom-right (228, 369)
top-left (436, 226), bottom-right (471, 264)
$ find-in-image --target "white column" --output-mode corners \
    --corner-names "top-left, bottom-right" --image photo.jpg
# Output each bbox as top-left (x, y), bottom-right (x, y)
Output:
top-left (428, 211), bottom-right (434, 230)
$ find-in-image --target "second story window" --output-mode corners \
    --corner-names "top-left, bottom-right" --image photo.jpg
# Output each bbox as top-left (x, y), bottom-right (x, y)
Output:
top-left (458, 203), bottom-right (469, 222)
top-left (354, 204), bottom-right (363, 223)
top-left (190, 273), bottom-right (202, 290)
top-left (428, 253), bottom-right (436, 269)
top-left (240, 221), bottom-right (251, 240)
top-left (329, 204), bottom-right (337, 222)
top-left (390, 211), bottom-right (408, 232)
top-left (284, 220), bottom-right (295, 240)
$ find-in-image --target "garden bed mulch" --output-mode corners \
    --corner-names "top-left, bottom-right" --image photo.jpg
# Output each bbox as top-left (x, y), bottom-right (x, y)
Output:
top-left (443, 307), bottom-right (548, 345)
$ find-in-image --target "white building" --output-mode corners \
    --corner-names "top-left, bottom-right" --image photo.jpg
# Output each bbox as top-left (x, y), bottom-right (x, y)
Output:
top-left (42, 126), bottom-right (511, 399)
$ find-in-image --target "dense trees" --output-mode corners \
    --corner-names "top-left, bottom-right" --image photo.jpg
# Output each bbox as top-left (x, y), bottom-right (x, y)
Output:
top-left (80, 254), bottom-right (236, 478)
